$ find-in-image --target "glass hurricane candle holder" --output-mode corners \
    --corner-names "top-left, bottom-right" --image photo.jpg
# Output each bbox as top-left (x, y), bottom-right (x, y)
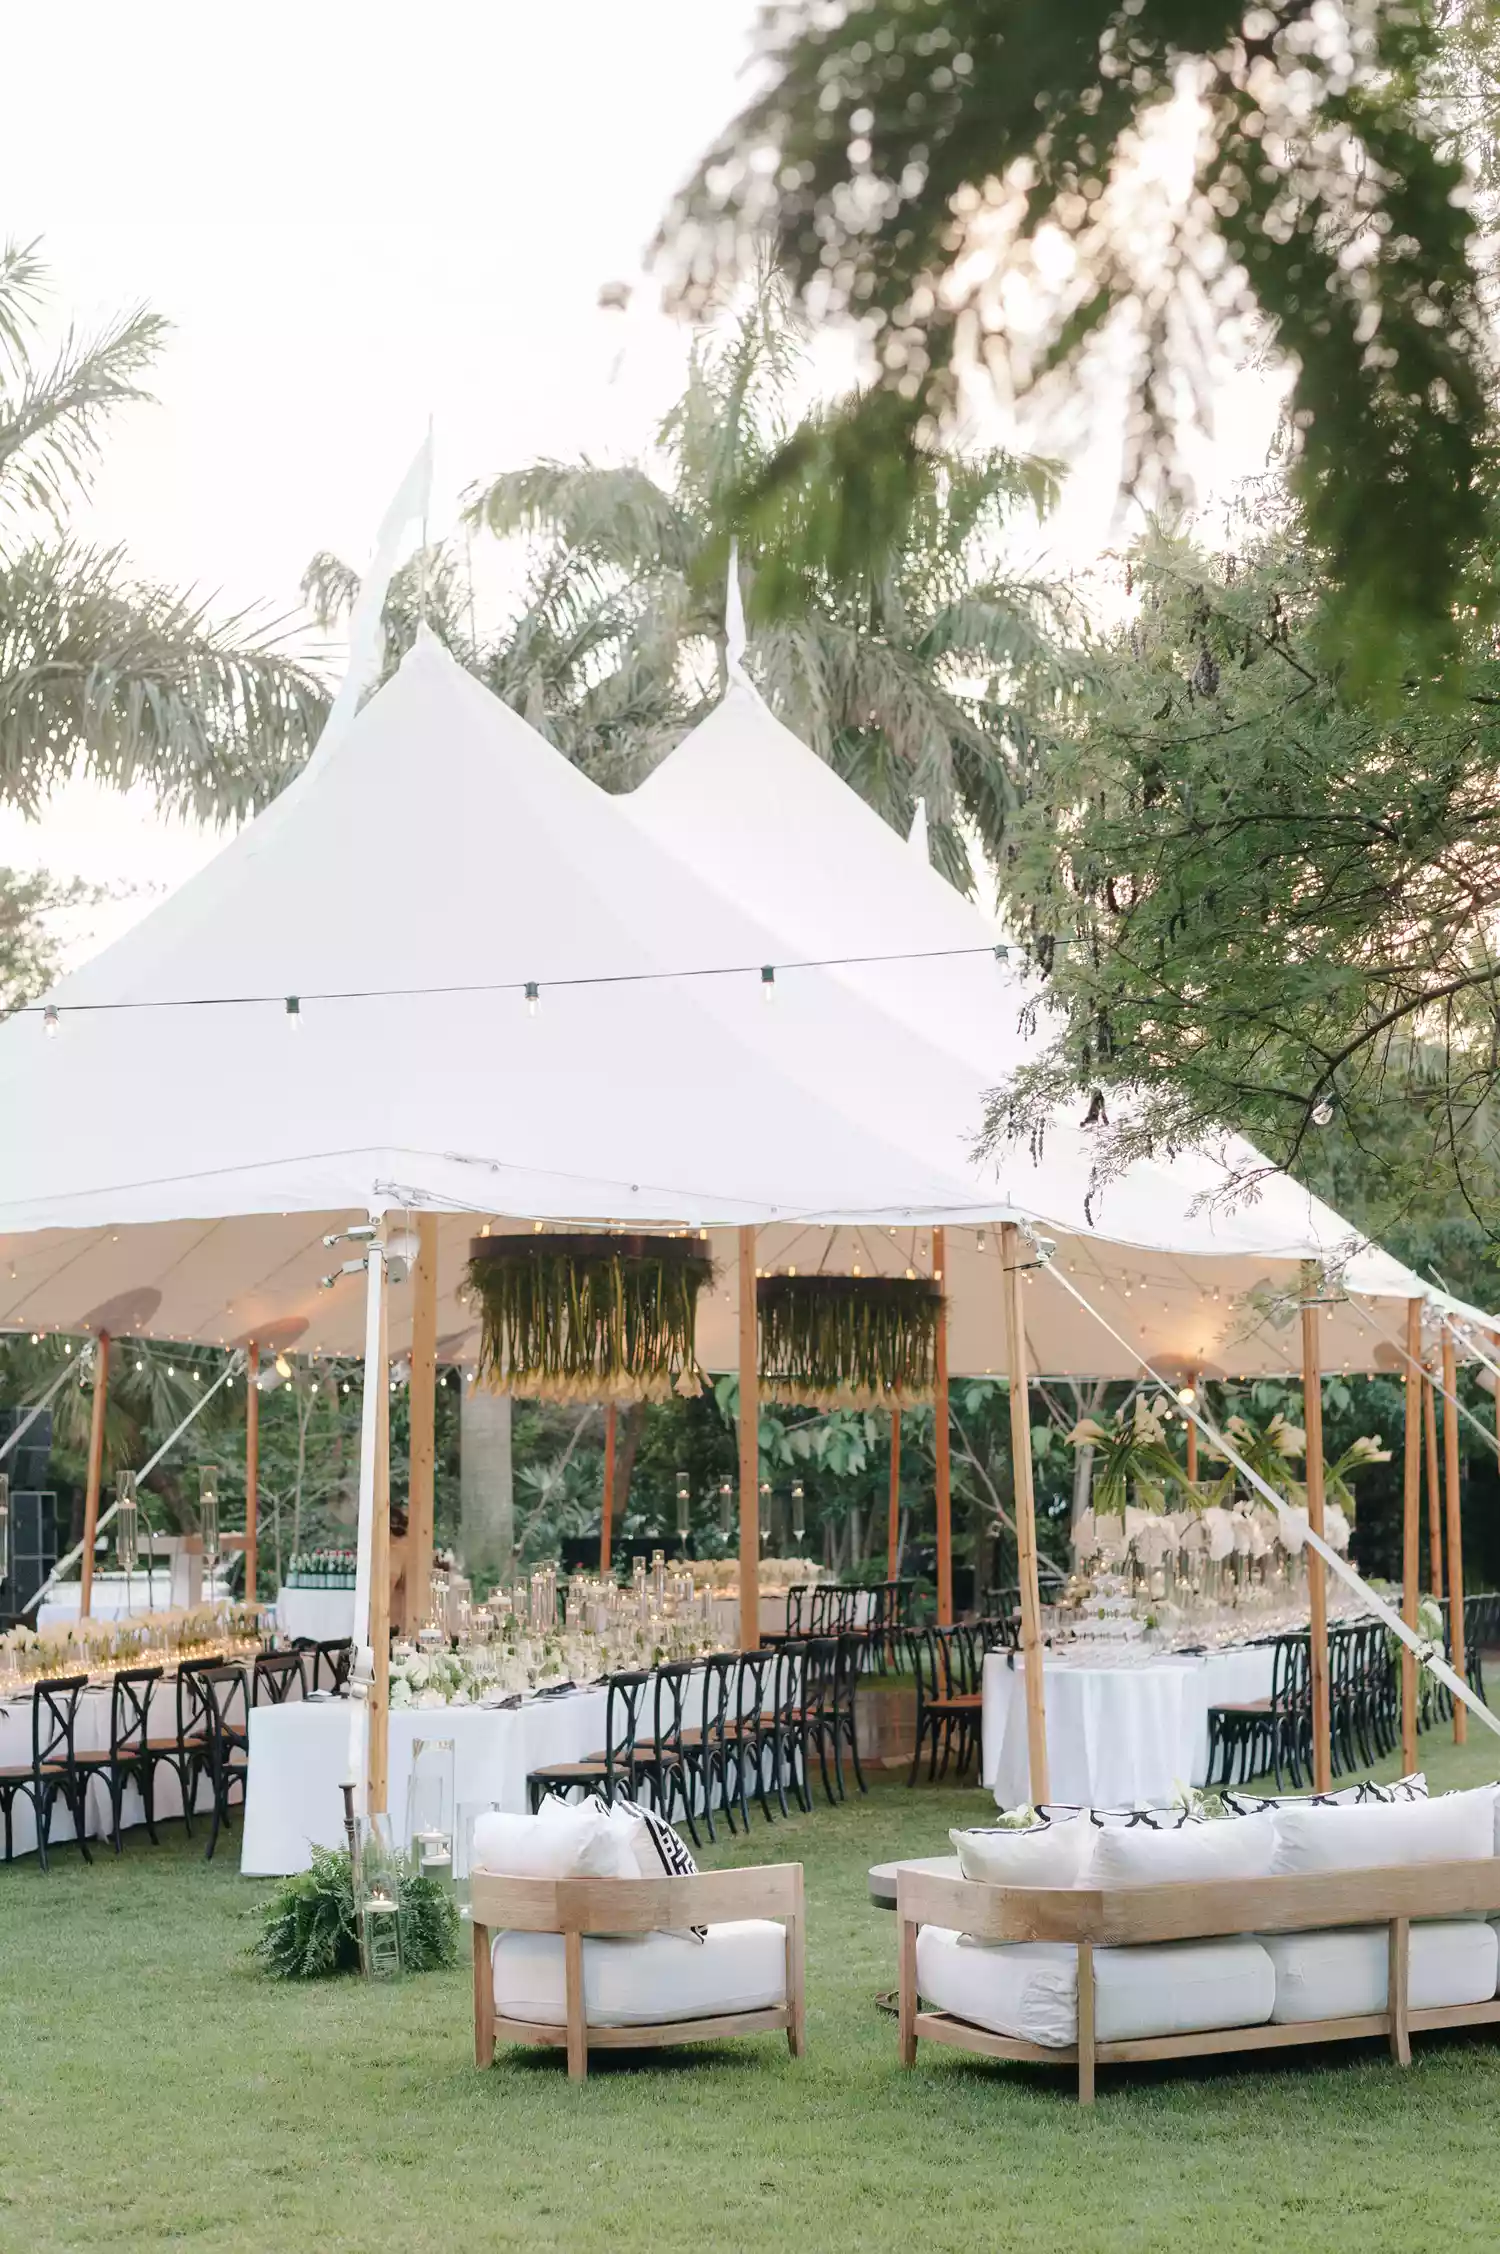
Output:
top-left (354, 1814), bottom-right (404, 1981)
top-left (405, 1736), bottom-right (455, 1879)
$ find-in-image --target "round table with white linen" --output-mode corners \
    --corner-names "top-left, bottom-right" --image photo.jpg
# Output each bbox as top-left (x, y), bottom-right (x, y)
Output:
top-left (982, 1642), bottom-right (1276, 1809)
top-left (276, 1587), bottom-right (357, 1643)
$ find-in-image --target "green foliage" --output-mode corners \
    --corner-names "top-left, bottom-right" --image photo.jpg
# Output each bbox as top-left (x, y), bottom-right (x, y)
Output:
top-left (0, 241), bottom-right (328, 819)
top-left (253, 1846), bottom-right (459, 1981)
top-left (0, 863), bottom-right (108, 1015)
top-left (984, 513), bottom-right (1500, 1251)
top-left (1067, 1395), bottom-right (1185, 1513)
top-left (663, 0), bottom-right (1498, 673)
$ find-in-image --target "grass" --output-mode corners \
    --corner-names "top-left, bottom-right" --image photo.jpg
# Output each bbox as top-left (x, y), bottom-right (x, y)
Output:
top-left (3, 1732), bottom-right (1500, 2254)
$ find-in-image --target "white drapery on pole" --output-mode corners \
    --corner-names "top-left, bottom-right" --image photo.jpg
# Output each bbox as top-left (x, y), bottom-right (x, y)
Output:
top-left (24, 1349), bottom-right (247, 1612)
top-left (347, 1234), bottom-right (386, 1790)
top-left (1035, 1243), bottom-right (1500, 1744)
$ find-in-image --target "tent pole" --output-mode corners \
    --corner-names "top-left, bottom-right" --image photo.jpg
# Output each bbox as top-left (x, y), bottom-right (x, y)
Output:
top-left (369, 1282), bottom-right (392, 1812)
top-left (408, 1214), bottom-right (439, 1629)
top-left (1401, 1299), bottom-right (1422, 1773)
top-left (1000, 1224), bottom-right (1049, 1803)
top-left (887, 1408), bottom-right (901, 1580)
top-left (933, 1228), bottom-right (953, 1626)
top-left (1300, 1293), bottom-right (1332, 1793)
top-left (1424, 1374), bottom-right (1444, 1600)
top-left (600, 1404), bottom-right (617, 1575)
top-left (1442, 1327), bottom-right (1467, 1744)
top-left (738, 1228), bottom-right (760, 1651)
top-left (244, 1342), bottom-right (259, 1604)
top-left (350, 1237), bottom-right (387, 1811)
top-left (79, 1331), bottom-right (110, 1619)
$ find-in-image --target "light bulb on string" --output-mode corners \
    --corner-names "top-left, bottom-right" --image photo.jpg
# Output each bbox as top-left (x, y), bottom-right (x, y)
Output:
top-left (285, 996), bottom-right (301, 1030)
top-left (43, 1006), bottom-right (59, 1038)
top-left (525, 982), bottom-right (540, 1017)
top-left (760, 965), bottom-right (776, 1005)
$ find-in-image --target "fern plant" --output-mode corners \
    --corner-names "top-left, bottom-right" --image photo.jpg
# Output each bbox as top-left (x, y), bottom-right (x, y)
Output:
top-left (254, 1846), bottom-right (460, 1981)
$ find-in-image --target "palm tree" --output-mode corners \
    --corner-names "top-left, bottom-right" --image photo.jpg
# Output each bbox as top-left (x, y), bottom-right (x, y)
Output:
top-left (0, 240), bottom-right (328, 822)
top-left (466, 281), bottom-right (1078, 890)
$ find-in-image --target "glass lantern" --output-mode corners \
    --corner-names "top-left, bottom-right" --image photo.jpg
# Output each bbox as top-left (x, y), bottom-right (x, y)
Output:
top-left (404, 1736), bottom-right (455, 1881)
top-left (454, 1799), bottom-right (499, 1923)
top-left (791, 1480), bottom-right (806, 1546)
top-left (718, 1479), bottom-right (733, 1538)
top-left (199, 1464), bottom-right (220, 1601)
top-left (115, 1470), bottom-right (139, 1609)
top-left (0, 1471), bottom-right (9, 1597)
top-left (354, 1813), bottom-right (404, 1980)
top-left (674, 1470), bottom-right (691, 1551)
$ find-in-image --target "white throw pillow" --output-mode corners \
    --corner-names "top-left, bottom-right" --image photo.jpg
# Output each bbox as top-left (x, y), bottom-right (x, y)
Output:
top-left (472, 1804), bottom-right (638, 1881)
top-left (950, 1816), bottom-right (1092, 1889)
top-left (1089, 1812), bottom-right (1276, 1888)
top-left (1271, 1786), bottom-right (1496, 1877)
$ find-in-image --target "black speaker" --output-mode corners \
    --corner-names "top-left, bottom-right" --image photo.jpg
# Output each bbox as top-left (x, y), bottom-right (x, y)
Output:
top-left (6, 1491), bottom-right (58, 1615)
top-left (0, 1405), bottom-right (53, 1495)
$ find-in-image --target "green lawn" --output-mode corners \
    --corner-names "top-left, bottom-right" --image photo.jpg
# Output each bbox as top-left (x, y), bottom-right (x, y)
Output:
top-left (3, 1733), bottom-right (1499, 2254)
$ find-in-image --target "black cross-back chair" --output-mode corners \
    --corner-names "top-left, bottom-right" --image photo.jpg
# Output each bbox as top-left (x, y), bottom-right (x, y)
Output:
top-left (762, 1640), bottom-right (807, 1817)
top-left (294, 1636), bottom-right (354, 1695)
top-left (526, 1670), bottom-right (651, 1811)
top-left (644, 1659), bottom-right (705, 1843)
top-left (689, 1650), bottom-right (739, 1843)
top-left (905, 1625), bottom-right (984, 1784)
top-left (720, 1647), bottom-right (778, 1829)
top-left (146, 1653), bottom-right (221, 1836)
top-left (0, 1674), bottom-right (96, 1868)
top-left (253, 1649), bottom-right (306, 1706)
top-left (200, 1665), bottom-right (249, 1861)
top-left (100, 1665), bottom-right (167, 1852)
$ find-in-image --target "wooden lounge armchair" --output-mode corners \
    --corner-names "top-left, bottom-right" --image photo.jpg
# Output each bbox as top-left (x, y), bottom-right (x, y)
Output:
top-left (472, 1863), bottom-right (806, 2081)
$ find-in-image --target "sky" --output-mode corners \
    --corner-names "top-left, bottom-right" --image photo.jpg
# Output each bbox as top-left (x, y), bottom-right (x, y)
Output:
top-left (1, 2), bottom-right (1280, 959)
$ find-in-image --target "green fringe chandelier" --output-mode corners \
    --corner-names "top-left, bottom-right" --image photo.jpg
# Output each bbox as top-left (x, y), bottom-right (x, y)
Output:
top-left (756, 1272), bottom-right (942, 1410)
top-left (466, 1233), bottom-right (713, 1404)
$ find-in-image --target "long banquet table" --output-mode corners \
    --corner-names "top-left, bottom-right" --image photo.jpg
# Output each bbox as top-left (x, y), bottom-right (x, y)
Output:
top-left (981, 1642), bottom-right (1277, 1809)
top-left (0, 1677), bottom-right (211, 1857)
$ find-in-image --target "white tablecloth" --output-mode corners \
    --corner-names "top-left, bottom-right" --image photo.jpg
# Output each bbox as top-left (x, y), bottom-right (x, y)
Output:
top-left (0, 1678), bottom-right (210, 1857)
top-left (276, 1587), bottom-right (357, 1643)
top-left (982, 1643), bottom-right (1277, 1809)
top-left (239, 1687), bottom-right (611, 1876)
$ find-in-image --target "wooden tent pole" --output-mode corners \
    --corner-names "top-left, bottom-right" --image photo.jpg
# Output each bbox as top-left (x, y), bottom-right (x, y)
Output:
top-left (368, 1281), bottom-right (392, 1812)
top-left (79, 1331), bottom-right (110, 1619)
top-left (1300, 1294), bottom-right (1332, 1793)
top-left (1423, 1375), bottom-right (1444, 1601)
top-left (933, 1227), bottom-right (953, 1626)
top-left (737, 1228), bottom-right (760, 1651)
top-left (887, 1409), bottom-right (902, 1580)
top-left (1401, 1299), bottom-right (1422, 1774)
top-left (600, 1404), bottom-right (617, 1575)
top-left (408, 1213), bottom-right (439, 1628)
top-left (1000, 1223), bottom-right (1049, 1803)
top-left (1441, 1326), bottom-right (1467, 1745)
top-left (244, 1342), bottom-right (260, 1604)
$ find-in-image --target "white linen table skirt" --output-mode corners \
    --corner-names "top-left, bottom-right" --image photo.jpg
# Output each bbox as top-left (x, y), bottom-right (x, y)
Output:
top-left (982, 1643), bottom-right (1277, 1809)
top-left (239, 1686), bottom-right (611, 1876)
top-left (0, 1678), bottom-right (209, 1858)
top-left (276, 1588), bottom-right (357, 1643)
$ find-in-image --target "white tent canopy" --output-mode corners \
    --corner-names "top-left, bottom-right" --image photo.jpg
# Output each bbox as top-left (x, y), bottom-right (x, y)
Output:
top-left (0, 640), bottom-right (1479, 1380)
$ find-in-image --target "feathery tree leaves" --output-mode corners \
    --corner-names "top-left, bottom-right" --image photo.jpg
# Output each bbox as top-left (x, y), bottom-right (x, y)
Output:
top-left (981, 509), bottom-right (1500, 1264)
top-left (0, 240), bottom-right (328, 819)
top-left (662, 0), bottom-right (1498, 672)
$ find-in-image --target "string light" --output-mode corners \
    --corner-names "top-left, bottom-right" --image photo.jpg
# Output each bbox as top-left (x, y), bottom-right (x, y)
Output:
top-left (43, 1006), bottom-right (59, 1038)
top-left (760, 965), bottom-right (776, 1004)
top-left (525, 982), bottom-right (540, 1017)
top-left (285, 996), bottom-right (301, 1029)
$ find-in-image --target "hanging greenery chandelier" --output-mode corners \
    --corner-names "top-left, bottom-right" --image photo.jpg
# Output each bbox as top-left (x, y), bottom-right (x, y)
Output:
top-left (466, 1233), bottom-right (712, 1404)
top-left (756, 1272), bottom-right (941, 1410)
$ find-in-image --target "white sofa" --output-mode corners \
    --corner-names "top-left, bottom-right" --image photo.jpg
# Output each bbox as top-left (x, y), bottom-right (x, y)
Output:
top-left (898, 1785), bottom-right (1500, 2100)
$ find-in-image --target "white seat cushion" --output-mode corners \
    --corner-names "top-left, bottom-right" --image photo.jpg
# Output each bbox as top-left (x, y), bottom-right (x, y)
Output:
top-left (950, 1814), bottom-right (1091, 1888)
top-left (492, 1920), bottom-right (787, 2028)
top-left (1270, 1788), bottom-right (1495, 1876)
top-left (915, 1927), bottom-right (1275, 2049)
top-left (1265, 1920), bottom-right (1498, 2023)
top-left (473, 1804), bottom-right (639, 1881)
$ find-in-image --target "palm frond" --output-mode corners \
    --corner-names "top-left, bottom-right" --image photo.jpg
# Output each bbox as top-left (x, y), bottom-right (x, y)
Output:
top-left (0, 294), bottom-right (166, 537)
top-left (466, 463), bottom-right (694, 578)
top-left (0, 541), bottom-right (329, 820)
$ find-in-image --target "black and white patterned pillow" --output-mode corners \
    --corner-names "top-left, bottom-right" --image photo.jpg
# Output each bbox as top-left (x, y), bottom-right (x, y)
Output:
top-left (1037, 1803), bottom-right (1193, 1831)
top-left (590, 1795), bottom-right (706, 1940)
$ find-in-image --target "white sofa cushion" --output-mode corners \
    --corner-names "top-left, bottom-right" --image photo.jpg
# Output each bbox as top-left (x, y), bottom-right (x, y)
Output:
top-left (950, 1815), bottom-right (1092, 1889)
top-left (472, 1804), bottom-right (638, 1881)
top-left (1270, 1788), bottom-right (1496, 1877)
top-left (915, 1927), bottom-right (1276, 2049)
top-left (1265, 1920), bottom-right (1498, 2023)
top-left (1088, 1812), bottom-right (1276, 1888)
top-left (492, 1920), bottom-right (787, 2027)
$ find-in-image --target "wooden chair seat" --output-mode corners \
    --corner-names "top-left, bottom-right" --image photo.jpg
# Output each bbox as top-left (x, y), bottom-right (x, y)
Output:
top-left (927, 1693), bottom-right (982, 1713)
top-left (1210, 1699), bottom-right (1271, 1715)
top-left (145, 1733), bottom-right (205, 1752)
